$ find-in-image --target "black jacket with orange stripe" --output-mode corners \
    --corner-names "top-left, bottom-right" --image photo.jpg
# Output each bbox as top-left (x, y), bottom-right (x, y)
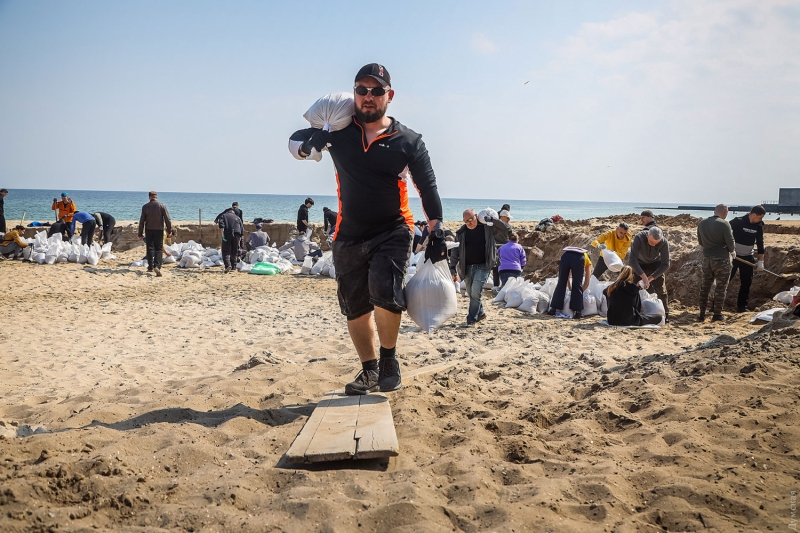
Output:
top-left (289, 117), bottom-right (443, 242)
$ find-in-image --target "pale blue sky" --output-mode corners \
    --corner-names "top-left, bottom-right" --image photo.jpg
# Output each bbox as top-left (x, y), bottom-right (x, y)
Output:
top-left (1, 0), bottom-right (798, 204)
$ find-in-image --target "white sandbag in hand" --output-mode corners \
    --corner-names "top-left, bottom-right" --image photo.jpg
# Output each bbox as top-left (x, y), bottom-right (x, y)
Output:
top-left (601, 249), bottom-right (624, 272)
top-left (404, 259), bottom-right (457, 333)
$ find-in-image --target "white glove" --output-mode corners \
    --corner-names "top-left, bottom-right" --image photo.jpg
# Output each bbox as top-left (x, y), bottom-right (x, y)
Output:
top-left (756, 260), bottom-right (764, 271)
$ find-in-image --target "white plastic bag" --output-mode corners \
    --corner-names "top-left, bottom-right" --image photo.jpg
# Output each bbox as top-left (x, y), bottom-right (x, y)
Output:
top-left (750, 308), bottom-right (786, 323)
top-left (86, 245), bottom-right (100, 266)
top-left (559, 290), bottom-right (574, 318)
top-left (541, 277), bottom-right (558, 299)
top-left (773, 287), bottom-right (799, 304)
top-left (494, 276), bottom-right (521, 303)
top-left (300, 256), bottom-right (313, 274)
top-left (583, 294), bottom-right (598, 316)
top-left (640, 291), bottom-right (665, 318)
top-left (601, 249), bottom-right (624, 272)
top-left (518, 295), bottom-right (539, 313)
top-left (536, 293), bottom-right (551, 313)
top-left (404, 259), bottom-right (458, 332)
top-left (599, 294), bottom-right (609, 316)
top-left (100, 242), bottom-right (113, 259)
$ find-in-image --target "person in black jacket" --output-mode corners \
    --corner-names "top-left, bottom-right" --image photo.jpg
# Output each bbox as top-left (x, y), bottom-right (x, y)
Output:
top-left (92, 212), bottom-right (116, 245)
top-left (289, 63), bottom-right (444, 396)
top-left (297, 198), bottom-right (314, 234)
top-left (322, 207), bottom-right (338, 239)
top-left (218, 208), bottom-right (244, 274)
top-left (729, 205), bottom-right (766, 312)
top-left (604, 266), bottom-right (663, 326)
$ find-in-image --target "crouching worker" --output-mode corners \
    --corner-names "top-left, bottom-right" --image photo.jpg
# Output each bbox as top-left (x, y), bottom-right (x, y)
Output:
top-left (0, 225), bottom-right (29, 259)
top-left (603, 266), bottom-right (663, 326)
top-left (547, 247), bottom-right (593, 319)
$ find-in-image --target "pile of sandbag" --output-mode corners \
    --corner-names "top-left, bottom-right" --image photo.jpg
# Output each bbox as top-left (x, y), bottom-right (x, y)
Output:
top-left (238, 244), bottom-right (298, 275)
top-left (23, 231), bottom-right (115, 266)
top-left (497, 275), bottom-right (613, 317)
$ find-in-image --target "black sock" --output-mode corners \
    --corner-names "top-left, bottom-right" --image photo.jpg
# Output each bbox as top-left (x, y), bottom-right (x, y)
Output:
top-left (362, 359), bottom-right (378, 372)
top-left (379, 346), bottom-right (396, 359)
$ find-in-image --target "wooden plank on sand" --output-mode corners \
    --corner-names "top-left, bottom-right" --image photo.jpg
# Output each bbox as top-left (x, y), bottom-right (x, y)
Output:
top-left (354, 393), bottom-right (399, 459)
top-left (284, 393), bottom-right (336, 463)
top-left (284, 392), bottom-right (399, 463)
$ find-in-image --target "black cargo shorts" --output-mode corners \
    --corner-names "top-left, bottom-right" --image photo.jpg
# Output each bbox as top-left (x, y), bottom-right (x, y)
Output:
top-left (331, 225), bottom-right (413, 320)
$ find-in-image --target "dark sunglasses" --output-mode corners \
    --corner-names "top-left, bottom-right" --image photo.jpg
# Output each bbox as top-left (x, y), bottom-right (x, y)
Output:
top-left (354, 85), bottom-right (389, 97)
top-left (463, 216), bottom-right (476, 223)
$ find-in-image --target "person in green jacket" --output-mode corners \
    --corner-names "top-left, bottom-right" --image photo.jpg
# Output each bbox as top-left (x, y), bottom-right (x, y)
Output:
top-left (696, 204), bottom-right (735, 322)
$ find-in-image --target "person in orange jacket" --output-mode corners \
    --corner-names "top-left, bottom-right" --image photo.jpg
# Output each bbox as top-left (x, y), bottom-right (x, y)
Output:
top-left (51, 193), bottom-right (77, 236)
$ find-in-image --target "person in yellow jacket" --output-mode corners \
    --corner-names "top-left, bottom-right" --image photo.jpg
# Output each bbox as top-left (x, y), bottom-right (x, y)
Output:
top-left (51, 193), bottom-right (77, 235)
top-left (591, 222), bottom-right (631, 279)
top-left (0, 225), bottom-right (29, 259)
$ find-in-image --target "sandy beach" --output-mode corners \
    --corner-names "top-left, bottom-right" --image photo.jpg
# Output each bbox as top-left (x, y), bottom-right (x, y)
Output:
top-left (1, 215), bottom-right (799, 532)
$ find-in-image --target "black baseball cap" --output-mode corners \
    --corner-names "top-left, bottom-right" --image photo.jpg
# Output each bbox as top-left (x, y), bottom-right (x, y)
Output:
top-left (355, 63), bottom-right (391, 87)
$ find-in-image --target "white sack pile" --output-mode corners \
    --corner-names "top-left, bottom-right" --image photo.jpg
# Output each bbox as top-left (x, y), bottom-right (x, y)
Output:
top-left (23, 231), bottom-right (115, 266)
top-left (497, 275), bottom-right (613, 317)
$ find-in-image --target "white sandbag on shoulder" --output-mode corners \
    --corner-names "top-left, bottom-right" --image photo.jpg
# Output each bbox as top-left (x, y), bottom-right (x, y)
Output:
top-left (477, 208), bottom-right (499, 226)
top-left (298, 92), bottom-right (355, 161)
top-left (404, 259), bottom-right (457, 333)
top-left (601, 249), bottom-right (624, 272)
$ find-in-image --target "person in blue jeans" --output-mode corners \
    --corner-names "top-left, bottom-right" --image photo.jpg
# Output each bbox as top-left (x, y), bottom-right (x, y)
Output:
top-left (548, 247), bottom-right (593, 319)
top-left (449, 208), bottom-right (498, 326)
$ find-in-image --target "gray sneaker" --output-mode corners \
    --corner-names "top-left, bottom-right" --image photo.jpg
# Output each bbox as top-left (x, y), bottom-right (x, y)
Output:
top-left (344, 369), bottom-right (379, 395)
top-left (378, 358), bottom-right (402, 392)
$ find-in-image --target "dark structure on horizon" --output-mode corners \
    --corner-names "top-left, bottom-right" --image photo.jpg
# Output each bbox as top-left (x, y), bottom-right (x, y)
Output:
top-left (673, 188), bottom-right (800, 215)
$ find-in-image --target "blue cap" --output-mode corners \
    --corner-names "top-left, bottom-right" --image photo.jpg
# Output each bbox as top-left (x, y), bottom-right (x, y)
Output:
top-left (61, 192), bottom-right (68, 197)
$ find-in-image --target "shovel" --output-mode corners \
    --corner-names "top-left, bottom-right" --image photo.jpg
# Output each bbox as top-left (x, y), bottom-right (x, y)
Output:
top-left (734, 256), bottom-right (790, 280)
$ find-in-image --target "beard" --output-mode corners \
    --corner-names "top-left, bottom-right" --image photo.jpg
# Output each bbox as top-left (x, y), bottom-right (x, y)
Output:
top-left (355, 101), bottom-right (388, 123)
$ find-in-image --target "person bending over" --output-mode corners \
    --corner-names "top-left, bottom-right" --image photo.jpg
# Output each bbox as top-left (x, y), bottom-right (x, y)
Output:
top-left (547, 247), bottom-right (593, 319)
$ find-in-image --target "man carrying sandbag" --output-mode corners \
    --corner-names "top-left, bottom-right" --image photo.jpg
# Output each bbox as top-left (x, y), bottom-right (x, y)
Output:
top-left (697, 204), bottom-right (735, 321)
top-left (289, 63), bottom-right (444, 395)
top-left (218, 207), bottom-right (244, 274)
top-left (449, 208), bottom-right (498, 326)
top-left (591, 222), bottom-right (631, 279)
top-left (630, 226), bottom-right (671, 323)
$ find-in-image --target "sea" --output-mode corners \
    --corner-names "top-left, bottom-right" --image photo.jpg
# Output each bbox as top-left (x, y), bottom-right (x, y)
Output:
top-left (1, 189), bottom-right (780, 225)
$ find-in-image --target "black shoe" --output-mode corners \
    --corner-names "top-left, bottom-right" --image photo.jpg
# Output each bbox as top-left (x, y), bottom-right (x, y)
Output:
top-left (737, 306), bottom-right (747, 313)
top-left (344, 369), bottom-right (379, 396)
top-left (697, 313), bottom-right (706, 322)
top-left (573, 311), bottom-right (583, 319)
top-left (546, 308), bottom-right (556, 316)
top-left (378, 358), bottom-right (402, 392)
top-left (477, 312), bottom-right (487, 322)
top-left (711, 314), bottom-right (724, 321)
